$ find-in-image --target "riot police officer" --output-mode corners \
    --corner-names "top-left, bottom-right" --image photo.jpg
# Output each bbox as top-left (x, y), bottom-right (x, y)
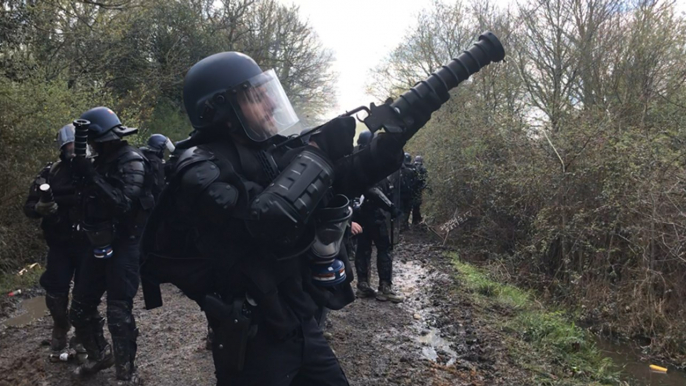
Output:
top-left (23, 124), bottom-right (90, 352)
top-left (141, 51), bottom-right (436, 385)
top-left (391, 153), bottom-right (418, 231)
top-left (353, 177), bottom-right (403, 303)
top-left (140, 133), bottom-right (173, 199)
top-left (411, 155), bottom-right (428, 225)
top-left (69, 107), bottom-right (153, 384)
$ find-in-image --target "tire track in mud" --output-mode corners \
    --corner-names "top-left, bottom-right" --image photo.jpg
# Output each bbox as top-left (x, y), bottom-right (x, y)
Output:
top-left (0, 231), bottom-right (527, 385)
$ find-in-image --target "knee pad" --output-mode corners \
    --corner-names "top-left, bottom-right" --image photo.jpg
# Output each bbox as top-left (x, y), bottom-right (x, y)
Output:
top-left (107, 300), bottom-right (135, 338)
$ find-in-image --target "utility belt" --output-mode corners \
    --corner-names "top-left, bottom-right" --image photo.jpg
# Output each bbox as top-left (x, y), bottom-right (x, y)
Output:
top-left (204, 293), bottom-right (259, 373)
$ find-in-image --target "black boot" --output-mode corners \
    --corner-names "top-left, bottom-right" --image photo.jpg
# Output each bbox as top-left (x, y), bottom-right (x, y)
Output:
top-left (70, 302), bottom-right (114, 376)
top-left (107, 300), bottom-right (140, 384)
top-left (45, 293), bottom-right (70, 351)
top-left (112, 336), bottom-right (140, 384)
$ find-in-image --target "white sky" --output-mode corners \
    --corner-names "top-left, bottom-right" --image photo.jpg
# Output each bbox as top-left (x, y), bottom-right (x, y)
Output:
top-left (280, 0), bottom-right (686, 118)
top-left (279, 0), bottom-right (435, 116)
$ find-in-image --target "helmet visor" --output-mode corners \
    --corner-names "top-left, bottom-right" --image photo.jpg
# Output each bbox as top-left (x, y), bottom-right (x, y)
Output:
top-left (234, 69), bottom-right (300, 142)
top-left (56, 124), bottom-right (75, 149)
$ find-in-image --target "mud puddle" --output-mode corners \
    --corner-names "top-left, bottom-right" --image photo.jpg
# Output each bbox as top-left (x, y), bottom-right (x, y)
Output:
top-left (595, 337), bottom-right (686, 386)
top-left (3, 296), bottom-right (47, 327)
top-left (393, 258), bottom-right (459, 366)
top-left (417, 328), bottom-right (457, 365)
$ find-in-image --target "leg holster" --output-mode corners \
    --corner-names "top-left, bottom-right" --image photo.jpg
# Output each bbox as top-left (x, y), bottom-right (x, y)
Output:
top-left (205, 294), bottom-right (257, 373)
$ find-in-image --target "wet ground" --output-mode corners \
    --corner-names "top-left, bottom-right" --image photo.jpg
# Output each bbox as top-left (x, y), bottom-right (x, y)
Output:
top-left (595, 337), bottom-right (686, 386)
top-left (0, 231), bottom-right (530, 385)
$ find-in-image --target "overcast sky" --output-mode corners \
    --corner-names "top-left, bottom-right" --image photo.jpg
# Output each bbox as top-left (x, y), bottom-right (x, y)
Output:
top-left (279, 0), bottom-right (686, 119)
top-left (278, 0), bottom-right (435, 117)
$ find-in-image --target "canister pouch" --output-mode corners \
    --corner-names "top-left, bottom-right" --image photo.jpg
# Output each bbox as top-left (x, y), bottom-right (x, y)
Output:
top-left (83, 221), bottom-right (115, 259)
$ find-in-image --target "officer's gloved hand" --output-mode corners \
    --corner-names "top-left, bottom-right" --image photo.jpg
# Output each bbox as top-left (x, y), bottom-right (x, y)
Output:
top-left (35, 201), bottom-right (58, 216)
top-left (390, 205), bottom-right (402, 220)
top-left (401, 91), bottom-right (443, 141)
top-left (71, 157), bottom-right (96, 179)
top-left (310, 116), bottom-right (356, 161)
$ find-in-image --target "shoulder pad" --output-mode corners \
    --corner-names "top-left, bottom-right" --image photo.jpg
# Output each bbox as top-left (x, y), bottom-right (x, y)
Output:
top-left (117, 148), bottom-right (145, 164)
top-left (174, 146), bottom-right (217, 176)
top-left (179, 160), bottom-right (221, 199)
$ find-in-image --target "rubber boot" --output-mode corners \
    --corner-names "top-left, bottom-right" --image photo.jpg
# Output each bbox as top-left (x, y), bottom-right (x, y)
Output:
top-left (376, 281), bottom-right (404, 303)
top-left (45, 293), bottom-right (70, 351)
top-left (73, 316), bottom-right (114, 376)
top-left (112, 336), bottom-right (140, 384)
top-left (356, 280), bottom-right (376, 298)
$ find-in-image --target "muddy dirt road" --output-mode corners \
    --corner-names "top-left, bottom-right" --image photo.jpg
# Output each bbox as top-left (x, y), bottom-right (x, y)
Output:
top-left (0, 232), bottom-right (527, 385)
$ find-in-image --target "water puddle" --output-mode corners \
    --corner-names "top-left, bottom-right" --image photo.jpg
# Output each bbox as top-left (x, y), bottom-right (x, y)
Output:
top-left (595, 337), bottom-right (686, 386)
top-left (394, 258), bottom-right (459, 365)
top-left (3, 296), bottom-right (47, 327)
top-left (418, 328), bottom-right (458, 365)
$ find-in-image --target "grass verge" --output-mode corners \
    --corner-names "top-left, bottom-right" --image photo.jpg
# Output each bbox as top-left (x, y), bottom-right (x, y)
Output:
top-left (450, 252), bottom-right (619, 385)
top-left (0, 264), bottom-right (43, 297)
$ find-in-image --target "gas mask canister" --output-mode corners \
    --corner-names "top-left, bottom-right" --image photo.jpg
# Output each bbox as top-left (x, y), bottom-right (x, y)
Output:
top-left (310, 195), bottom-right (352, 287)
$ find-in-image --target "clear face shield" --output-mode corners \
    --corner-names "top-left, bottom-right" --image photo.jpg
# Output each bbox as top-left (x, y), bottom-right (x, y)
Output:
top-left (164, 138), bottom-right (176, 154)
top-left (56, 124), bottom-right (76, 158)
top-left (232, 69), bottom-right (300, 142)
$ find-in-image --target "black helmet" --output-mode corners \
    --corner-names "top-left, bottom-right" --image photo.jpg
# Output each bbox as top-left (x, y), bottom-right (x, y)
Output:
top-left (80, 107), bottom-right (137, 142)
top-left (404, 152), bottom-right (412, 165)
top-left (357, 130), bottom-right (372, 147)
top-left (147, 134), bottom-right (168, 151)
top-left (414, 155), bottom-right (423, 165)
top-left (183, 52), bottom-right (300, 142)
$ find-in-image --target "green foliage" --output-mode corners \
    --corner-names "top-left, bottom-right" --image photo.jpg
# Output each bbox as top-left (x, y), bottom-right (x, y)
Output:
top-left (0, 265), bottom-right (44, 296)
top-left (453, 256), bottom-right (530, 309)
top-left (0, 0), bottom-right (337, 275)
top-left (450, 253), bottom-right (618, 384)
top-left (138, 100), bottom-right (192, 145)
top-left (379, 0), bottom-right (686, 364)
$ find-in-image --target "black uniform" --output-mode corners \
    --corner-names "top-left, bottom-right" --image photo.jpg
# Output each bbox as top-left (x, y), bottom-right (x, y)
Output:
top-left (353, 179), bottom-right (394, 286)
top-left (70, 140), bottom-right (153, 380)
top-left (391, 163), bottom-right (418, 230)
top-left (142, 128), bottom-right (403, 385)
top-left (24, 158), bottom-right (90, 349)
top-left (139, 49), bottom-right (443, 386)
top-left (140, 147), bottom-right (166, 200)
top-left (411, 163), bottom-right (427, 225)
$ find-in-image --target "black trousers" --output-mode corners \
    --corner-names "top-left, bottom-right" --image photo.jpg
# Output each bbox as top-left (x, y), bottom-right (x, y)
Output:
top-left (214, 316), bottom-right (348, 386)
top-left (72, 236), bottom-right (140, 306)
top-left (355, 220), bottom-right (392, 284)
top-left (70, 236), bottom-right (140, 351)
top-left (39, 243), bottom-right (90, 295)
top-left (411, 202), bottom-right (422, 225)
top-left (399, 199), bottom-right (412, 230)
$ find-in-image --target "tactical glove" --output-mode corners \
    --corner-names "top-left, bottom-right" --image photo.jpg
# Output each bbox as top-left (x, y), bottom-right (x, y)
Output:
top-left (71, 156), bottom-right (96, 179)
top-left (35, 201), bottom-right (58, 216)
top-left (311, 116), bottom-right (356, 161)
